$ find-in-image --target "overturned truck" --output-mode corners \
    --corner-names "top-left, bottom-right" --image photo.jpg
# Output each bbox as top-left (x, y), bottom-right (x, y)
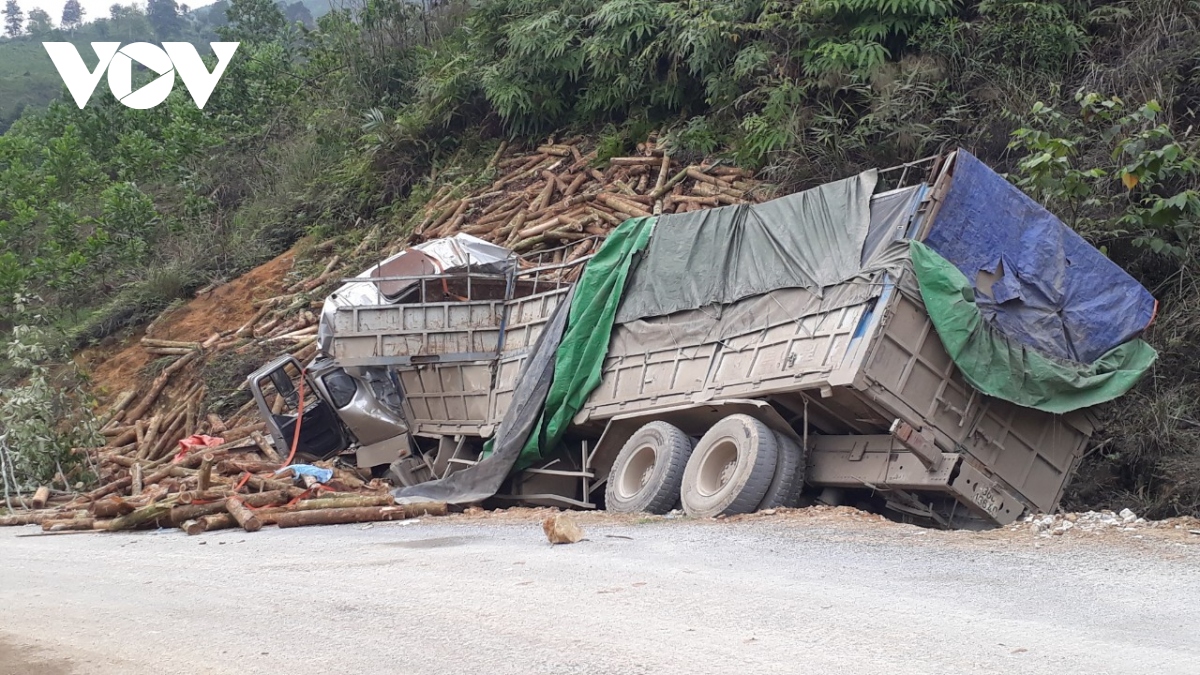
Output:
top-left (248, 150), bottom-right (1157, 528)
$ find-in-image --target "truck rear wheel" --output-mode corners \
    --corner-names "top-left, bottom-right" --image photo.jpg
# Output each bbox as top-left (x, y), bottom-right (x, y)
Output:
top-left (605, 421), bottom-right (694, 514)
top-left (681, 414), bottom-right (778, 518)
top-left (757, 432), bottom-right (805, 510)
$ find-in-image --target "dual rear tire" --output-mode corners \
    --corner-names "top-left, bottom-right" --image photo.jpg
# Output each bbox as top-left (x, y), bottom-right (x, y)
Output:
top-left (605, 414), bottom-right (805, 517)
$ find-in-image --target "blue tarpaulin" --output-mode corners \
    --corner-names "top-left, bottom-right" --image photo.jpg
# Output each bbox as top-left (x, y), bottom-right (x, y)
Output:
top-left (924, 151), bottom-right (1156, 363)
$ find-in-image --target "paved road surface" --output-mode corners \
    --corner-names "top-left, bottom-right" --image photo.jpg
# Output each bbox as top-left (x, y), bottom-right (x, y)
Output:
top-left (1, 511), bottom-right (1197, 675)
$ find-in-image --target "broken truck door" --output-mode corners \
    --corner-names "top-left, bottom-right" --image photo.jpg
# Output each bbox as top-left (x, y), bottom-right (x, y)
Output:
top-left (247, 355), bottom-right (348, 463)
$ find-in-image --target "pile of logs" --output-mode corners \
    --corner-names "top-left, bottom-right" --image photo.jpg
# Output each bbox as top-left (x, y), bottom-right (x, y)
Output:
top-left (404, 138), bottom-right (767, 262)
top-left (0, 263), bottom-right (428, 535)
top-left (1, 137), bottom-right (765, 535)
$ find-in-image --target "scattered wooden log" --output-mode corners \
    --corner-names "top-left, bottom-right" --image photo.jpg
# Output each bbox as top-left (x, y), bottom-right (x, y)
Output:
top-left (609, 156), bottom-right (662, 166)
top-left (125, 352), bottom-right (197, 423)
top-left (182, 513), bottom-right (237, 535)
top-left (275, 503), bottom-right (446, 528)
top-left (0, 509), bottom-right (88, 526)
top-left (105, 502), bottom-right (172, 532)
top-left (42, 517), bottom-right (96, 532)
top-left (225, 496), bottom-right (262, 533)
top-left (216, 459), bottom-right (282, 476)
top-left (99, 390), bottom-right (138, 426)
top-left (141, 338), bottom-right (202, 350)
top-left (178, 487), bottom-right (230, 505)
top-left (250, 431), bottom-right (281, 463)
top-left (197, 454), bottom-right (216, 492)
top-left (31, 486), bottom-right (50, 509)
top-left (92, 497), bottom-right (137, 519)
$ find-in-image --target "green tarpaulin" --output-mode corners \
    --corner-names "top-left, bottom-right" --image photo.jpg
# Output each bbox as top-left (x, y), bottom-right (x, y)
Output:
top-left (515, 216), bottom-right (656, 468)
top-left (910, 240), bottom-right (1156, 414)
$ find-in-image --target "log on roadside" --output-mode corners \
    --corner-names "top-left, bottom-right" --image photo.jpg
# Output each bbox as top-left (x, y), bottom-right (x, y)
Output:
top-left (225, 496), bottom-right (262, 532)
top-left (105, 502), bottom-right (173, 532)
top-left (197, 453), bottom-right (215, 492)
top-left (31, 486), bottom-right (50, 509)
top-left (99, 390), bottom-right (138, 426)
top-left (0, 509), bottom-right (88, 527)
top-left (275, 503), bottom-right (447, 529)
top-left (42, 517), bottom-right (96, 532)
top-left (256, 494), bottom-right (395, 524)
top-left (169, 489), bottom-right (296, 526)
top-left (92, 497), bottom-right (137, 519)
top-left (182, 513), bottom-right (237, 535)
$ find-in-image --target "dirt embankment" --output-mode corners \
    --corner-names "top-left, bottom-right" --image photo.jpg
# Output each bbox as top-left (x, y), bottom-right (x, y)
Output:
top-left (74, 249), bottom-right (295, 405)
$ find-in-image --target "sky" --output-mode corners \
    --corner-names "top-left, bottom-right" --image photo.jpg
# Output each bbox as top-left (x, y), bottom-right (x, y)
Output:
top-left (21, 0), bottom-right (216, 24)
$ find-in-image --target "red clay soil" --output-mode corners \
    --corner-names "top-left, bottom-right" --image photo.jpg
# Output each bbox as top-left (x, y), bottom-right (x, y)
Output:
top-left (75, 249), bottom-right (296, 404)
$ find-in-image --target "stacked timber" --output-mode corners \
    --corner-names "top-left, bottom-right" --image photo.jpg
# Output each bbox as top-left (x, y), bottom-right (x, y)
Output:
top-left (403, 137), bottom-right (769, 262)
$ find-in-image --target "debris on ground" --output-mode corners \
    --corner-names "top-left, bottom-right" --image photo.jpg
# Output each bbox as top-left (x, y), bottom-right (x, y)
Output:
top-left (543, 512), bottom-right (584, 544)
top-left (1011, 509), bottom-right (1200, 536)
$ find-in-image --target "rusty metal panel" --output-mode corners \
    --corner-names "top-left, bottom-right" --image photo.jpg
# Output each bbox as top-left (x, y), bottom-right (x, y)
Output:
top-left (858, 289), bottom-right (1091, 512)
top-left (585, 344), bottom-right (719, 418)
top-left (705, 303), bottom-right (866, 398)
top-left (958, 398), bottom-right (1088, 512)
top-left (489, 354), bottom-right (526, 424)
top-left (582, 299), bottom-right (870, 421)
top-left (500, 288), bottom-right (570, 355)
top-left (806, 433), bottom-right (959, 490)
top-left (332, 300), bottom-right (503, 366)
top-left (397, 362), bottom-right (494, 431)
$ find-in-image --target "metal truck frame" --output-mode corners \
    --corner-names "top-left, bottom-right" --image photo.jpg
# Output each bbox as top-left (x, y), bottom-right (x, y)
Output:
top-left (249, 153), bottom-right (1101, 528)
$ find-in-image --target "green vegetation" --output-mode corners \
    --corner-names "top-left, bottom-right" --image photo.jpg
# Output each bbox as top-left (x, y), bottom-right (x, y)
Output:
top-left (0, 0), bottom-right (324, 132)
top-left (1, 0), bottom-right (1199, 515)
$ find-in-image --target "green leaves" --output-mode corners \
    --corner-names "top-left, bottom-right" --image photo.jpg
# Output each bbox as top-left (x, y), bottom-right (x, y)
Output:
top-left (0, 323), bottom-right (100, 492)
top-left (1009, 94), bottom-right (1200, 264)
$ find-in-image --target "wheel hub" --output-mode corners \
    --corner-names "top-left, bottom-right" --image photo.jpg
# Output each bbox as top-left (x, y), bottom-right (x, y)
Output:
top-left (718, 460), bottom-right (736, 487)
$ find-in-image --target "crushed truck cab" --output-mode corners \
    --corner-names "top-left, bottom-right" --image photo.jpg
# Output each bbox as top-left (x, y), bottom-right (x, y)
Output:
top-left (250, 150), bottom-right (1155, 528)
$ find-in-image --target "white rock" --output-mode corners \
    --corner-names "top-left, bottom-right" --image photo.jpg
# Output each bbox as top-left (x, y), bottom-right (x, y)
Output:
top-left (1119, 508), bottom-right (1137, 523)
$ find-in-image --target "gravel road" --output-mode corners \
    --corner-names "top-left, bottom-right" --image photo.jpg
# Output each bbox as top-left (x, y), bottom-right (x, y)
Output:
top-left (2, 509), bottom-right (1198, 675)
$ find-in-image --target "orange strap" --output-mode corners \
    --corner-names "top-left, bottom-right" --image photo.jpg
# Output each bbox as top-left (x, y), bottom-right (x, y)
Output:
top-left (234, 367), bottom-right (314, 501)
top-left (284, 367), bottom-right (306, 467)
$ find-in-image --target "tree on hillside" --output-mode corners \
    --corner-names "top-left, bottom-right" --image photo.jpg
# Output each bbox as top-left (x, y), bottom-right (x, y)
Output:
top-left (3, 0), bottom-right (24, 37)
top-left (283, 1), bottom-right (312, 28)
top-left (26, 6), bottom-right (51, 34)
top-left (146, 0), bottom-right (182, 38)
top-left (203, 0), bottom-right (229, 28)
top-left (223, 0), bottom-right (284, 42)
top-left (61, 0), bottom-right (83, 30)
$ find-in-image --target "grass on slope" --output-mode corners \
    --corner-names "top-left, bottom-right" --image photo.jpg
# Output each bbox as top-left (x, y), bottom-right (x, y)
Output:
top-left (0, 39), bottom-right (70, 133)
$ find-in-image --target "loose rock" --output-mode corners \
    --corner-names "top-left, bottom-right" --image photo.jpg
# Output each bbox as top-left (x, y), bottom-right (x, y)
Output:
top-left (543, 513), bottom-right (584, 545)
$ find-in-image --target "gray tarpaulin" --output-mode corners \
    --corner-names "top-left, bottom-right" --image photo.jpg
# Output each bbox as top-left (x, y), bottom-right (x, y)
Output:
top-left (861, 186), bottom-right (923, 266)
top-left (391, 286), bottom-right (576, 505)
top-left (615, 170), bottom-right (878, 324)
top-left (608, 281), bottom-right (881, 357)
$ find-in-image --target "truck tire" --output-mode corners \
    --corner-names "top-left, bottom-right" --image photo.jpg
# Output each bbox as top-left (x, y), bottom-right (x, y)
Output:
top-left (681, 414), bottom-right (778, 518)
top-left (605, 421), bottom-right (694, 514)
top-left (757, 432), bottom-right (805, 510)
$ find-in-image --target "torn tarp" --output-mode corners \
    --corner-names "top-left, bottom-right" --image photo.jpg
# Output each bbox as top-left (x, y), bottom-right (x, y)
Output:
top-left (615, 171), bottom-right (878, 324)
top-left (923, 151), bottom-right (1156, 363)
top-left (911, 241), bottom-right (1156, 413)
